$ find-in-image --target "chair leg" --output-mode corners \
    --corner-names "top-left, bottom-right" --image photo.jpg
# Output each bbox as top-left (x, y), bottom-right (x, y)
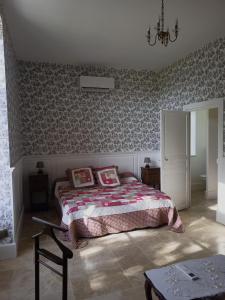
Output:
top-left (35, 238), bottom-right (40, 300)
top-left (62, 257), bottom-right (68, 300)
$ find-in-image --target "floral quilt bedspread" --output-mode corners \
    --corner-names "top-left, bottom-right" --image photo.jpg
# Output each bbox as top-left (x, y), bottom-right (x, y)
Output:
top-left (55, 177), bottom-right (175, 226)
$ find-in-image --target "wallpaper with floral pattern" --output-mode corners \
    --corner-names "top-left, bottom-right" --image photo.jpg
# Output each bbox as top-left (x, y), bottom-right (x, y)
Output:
top-left (0, 13), bottom-right (18, 243)
top-left (19, 63), bottom-right (158, 154)
top-left (4, 20), bottom-right (23, 166)
top-left (155, 38), bottom-right (225, 152)
top-left (19, 37), bottom-right (225, 156)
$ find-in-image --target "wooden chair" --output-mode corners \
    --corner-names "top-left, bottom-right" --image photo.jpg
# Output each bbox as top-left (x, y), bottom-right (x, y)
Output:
top-left (32, 217), bottom-right (73, 300)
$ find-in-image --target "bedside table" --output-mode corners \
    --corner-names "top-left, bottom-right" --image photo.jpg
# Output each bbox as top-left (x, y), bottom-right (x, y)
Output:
top-left (29, 173), bottom-right (49, 211)
top-left (141, 167), bottom-right (160, 190)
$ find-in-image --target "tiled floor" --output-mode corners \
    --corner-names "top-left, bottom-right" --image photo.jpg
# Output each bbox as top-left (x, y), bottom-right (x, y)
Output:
top-left (1, 192), bottom-right (225, 300)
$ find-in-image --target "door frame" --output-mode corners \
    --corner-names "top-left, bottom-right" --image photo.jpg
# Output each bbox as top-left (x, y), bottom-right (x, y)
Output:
top-left (183, 98), bottom-right (224, 223)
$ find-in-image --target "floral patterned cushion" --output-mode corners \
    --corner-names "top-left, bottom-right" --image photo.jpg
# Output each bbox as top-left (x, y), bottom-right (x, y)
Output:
top-left (96, 166), bottom-right (120, 187)
top-left (71, 167), bottom-right (95, 188)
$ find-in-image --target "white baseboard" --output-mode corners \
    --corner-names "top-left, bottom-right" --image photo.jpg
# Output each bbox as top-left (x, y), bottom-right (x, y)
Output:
top-left (0, 243), bottom-right (17, 260)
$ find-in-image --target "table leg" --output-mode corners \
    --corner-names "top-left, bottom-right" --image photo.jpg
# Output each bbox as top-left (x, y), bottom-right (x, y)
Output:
top-left (145, 279), bottom-right (153, 300)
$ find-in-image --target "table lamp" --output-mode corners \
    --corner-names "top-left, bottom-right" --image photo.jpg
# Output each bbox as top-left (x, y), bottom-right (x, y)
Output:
top-left (144, 157), bottom-right (151, 168)
top-left (36, 161), bottom-right (44, 174)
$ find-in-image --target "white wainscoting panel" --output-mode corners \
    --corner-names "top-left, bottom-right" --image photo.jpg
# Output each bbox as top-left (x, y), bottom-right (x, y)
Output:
top-left (23, 151), bottom-right (160, 209)
top-left (0, 158), bottom-right (24, 260)
top-left (11, 157), bottom-right (24, 251)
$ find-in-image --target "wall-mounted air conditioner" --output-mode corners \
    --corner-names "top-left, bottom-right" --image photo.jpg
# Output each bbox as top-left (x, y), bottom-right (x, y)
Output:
top-left (79, 76), bottom-right (115, 91)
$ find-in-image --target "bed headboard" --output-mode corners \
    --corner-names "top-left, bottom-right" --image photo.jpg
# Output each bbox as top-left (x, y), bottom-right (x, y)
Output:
top-left (23, 151), bottom-right (160, 208)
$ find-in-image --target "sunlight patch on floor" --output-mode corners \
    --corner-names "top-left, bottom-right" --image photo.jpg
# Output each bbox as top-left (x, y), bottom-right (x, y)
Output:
top-left (101, 235), bottom-right (131, 246)
top-left (128, 230), bottom-right (158, 239)
top-left (208, 204), bottom-right (217, 211)
top-left (183, 243), bottom-right (203, 254)
top-left (158, 241), bottom-right (181, 254)
top-left (152, 256), bottom-right (177, 266)
top-left (195, 240), bottom-right (210, 249)
top-left (90, 273), bottom-right (107, 290)
top-left (123, 265), bottom-right (145, 276)
top-left (188, 216), bottom-right (209, 227)
top-left (80, 246), bottom-right (104, 257)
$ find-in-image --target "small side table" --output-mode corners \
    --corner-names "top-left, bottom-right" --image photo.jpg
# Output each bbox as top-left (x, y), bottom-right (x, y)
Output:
top-left (144, 255), bottom-right (225, 300)
top-left (141, 167), bottom-right (160, 190)
top-left (29, 173), bottom-right (49, 211)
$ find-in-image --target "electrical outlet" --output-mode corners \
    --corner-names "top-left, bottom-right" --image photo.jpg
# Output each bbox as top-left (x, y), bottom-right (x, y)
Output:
top-left (0, 229), bottom-right (8, 239)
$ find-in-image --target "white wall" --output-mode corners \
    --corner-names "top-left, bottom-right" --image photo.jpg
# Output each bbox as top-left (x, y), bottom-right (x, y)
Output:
top-left (207, 108), bottom-right (218, 199)
top-left (191, 110), bottom-right (208, 191)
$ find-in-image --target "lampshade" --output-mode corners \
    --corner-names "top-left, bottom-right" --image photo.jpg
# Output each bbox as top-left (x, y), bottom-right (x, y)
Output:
top-left (144, 157), bottom-right (151, 164)
top-left (36, 161), bottom-right (44, 169)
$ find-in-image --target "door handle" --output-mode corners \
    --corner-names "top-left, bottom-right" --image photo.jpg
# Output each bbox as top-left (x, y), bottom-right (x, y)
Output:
top-left (165, 157), bottom-right (168, 161)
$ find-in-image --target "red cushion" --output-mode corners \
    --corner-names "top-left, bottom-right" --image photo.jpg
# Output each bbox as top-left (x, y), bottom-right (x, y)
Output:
top-left (95, 166), bottom-right (120, 187)
top-left (70, 168), bottom-right (95, 188)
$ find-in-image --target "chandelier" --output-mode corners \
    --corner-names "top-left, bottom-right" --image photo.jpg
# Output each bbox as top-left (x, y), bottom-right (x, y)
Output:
top-left (146, 0), bottom-right (179, 47)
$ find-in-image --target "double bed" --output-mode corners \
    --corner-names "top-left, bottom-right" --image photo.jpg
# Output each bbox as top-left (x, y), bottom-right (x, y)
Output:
top-left (54, 173), bottom-right (184, 247)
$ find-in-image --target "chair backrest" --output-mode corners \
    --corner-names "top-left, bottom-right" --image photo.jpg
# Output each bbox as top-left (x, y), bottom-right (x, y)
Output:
top-left (32, 217), bottom-right (73, 259)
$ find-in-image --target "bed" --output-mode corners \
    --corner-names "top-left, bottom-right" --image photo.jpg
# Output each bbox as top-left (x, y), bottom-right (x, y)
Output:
top-left (54, 173), bottom-right (184, 246)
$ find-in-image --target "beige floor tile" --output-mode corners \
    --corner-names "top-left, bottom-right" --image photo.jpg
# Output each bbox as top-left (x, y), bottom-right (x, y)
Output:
top-left (82, 286), bottom-right (147, 300)
top-left (0, 270), bottom-right (14, 289)
top-left (72, 267), bottom-right (131, 299)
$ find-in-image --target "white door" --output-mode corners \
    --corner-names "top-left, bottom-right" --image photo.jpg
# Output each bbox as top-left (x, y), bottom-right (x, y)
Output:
top-left (161, 110), bottom-right (190, 210)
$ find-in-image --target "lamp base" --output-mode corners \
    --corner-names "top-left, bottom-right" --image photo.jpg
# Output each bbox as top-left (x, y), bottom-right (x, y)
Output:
top-left (37, 169), bottom-right (44, 174)
top-left (145, 164), bottom-right (150, 168)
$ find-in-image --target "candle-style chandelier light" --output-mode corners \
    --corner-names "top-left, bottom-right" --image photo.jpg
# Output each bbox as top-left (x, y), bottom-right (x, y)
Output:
top-left (146, 0), bottom-right (179, 47)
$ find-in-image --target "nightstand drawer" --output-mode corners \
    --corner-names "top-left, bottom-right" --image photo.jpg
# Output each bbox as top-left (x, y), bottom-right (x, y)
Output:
top-left (141, 167), bottom-right (160, 190)
top-left (29, 181), bottom-right (48, 191)
top-left (29, 175), bottom-right (48, 189)
top-left (146, 169), bottom-right (159, 175)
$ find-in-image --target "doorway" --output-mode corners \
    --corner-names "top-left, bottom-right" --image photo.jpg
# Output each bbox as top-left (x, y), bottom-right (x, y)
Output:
top-left (190, 108), bottom-right (218, 208)
top-left (183, 98), bottom-right (224, 224)
top-left (160, 98), bottom-right (224, 225)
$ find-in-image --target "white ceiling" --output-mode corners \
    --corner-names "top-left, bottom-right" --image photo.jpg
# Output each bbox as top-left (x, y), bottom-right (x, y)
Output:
top-left (3, 0), bottom-right (225, 71)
